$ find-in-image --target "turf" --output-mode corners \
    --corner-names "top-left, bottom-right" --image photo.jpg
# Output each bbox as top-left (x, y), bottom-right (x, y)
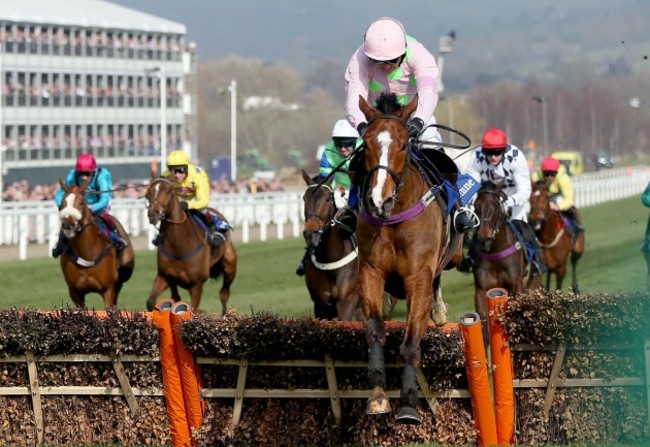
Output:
top-left (1, 195), bottom-right (648, 319)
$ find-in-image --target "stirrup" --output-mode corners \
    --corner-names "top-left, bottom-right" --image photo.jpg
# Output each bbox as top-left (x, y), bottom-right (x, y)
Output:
top-left (209, 231), bottom-right (226, 247)
top-left (115, 236), bottom-right (129, 250)
top-left (453, 207), bottom-right (479, 233)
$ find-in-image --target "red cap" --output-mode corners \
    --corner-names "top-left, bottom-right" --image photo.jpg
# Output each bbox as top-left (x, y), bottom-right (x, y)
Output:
top-left (541, 157), bottom-right (561, 172)
top-left (75, 153), bottom-right (97, 172)
top-left (481, 128), bottom-right (508, 150)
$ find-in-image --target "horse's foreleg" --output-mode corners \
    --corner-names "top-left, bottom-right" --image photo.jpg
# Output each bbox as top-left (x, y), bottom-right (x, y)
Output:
top-left (359, 263), bottom-right (389, 415)
top-left (219, 283), bottom-right (231, 316)
top-left (395, 266), bottom-right (433, 425)
top-left (68, 287), bottom-right (86, 308)
top-left (431, 278), bottom-right (448, 326)
top-left (336, 291), bottom-right (358, 321)
top-left (555, 264), bottom-right (567, 291)
top-left (570, 250), bottom-right (582, 294)
top-left (103, 287), bottom-right (117, 308)
top-left (146, 275), bottom-right (169, 311)
top-left (188, 283), bottom-right (204, 311)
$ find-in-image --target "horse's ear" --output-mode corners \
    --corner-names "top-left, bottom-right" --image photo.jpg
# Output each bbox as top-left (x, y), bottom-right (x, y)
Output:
top-left (400, 93), bottom-right (418, 121)
top-left (59, 178), bottom-right (67, 192)
top-left (150, 158), bottom-right (159, 179)
top-left (301, 169), bottom-right (312, 185)
top-left (359, 95), bottom-right (379, 121)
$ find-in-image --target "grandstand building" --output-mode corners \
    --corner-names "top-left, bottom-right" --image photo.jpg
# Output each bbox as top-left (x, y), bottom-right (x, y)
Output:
top-left (0, 0), bottom-right (197, 188)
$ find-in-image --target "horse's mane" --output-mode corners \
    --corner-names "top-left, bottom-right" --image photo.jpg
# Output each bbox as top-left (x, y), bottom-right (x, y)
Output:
top-left (375, 92), bottom-right (402, 114)
top-left (480, 180), bottom-right (502, 192)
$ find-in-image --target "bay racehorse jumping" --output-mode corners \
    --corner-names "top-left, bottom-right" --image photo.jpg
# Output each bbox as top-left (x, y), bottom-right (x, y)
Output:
top-left (300, 169), bottom-right (360, 320)
top-left (529, 181), bottom-right (585, 292)
top-left (471, 181), bottom-right (541, 332)
top-left (355, 92), bottom-right (463, 424)
top-left (144, 173), bottom-right (237, 313)
top-left (56, 178), bottom-right (134, 307)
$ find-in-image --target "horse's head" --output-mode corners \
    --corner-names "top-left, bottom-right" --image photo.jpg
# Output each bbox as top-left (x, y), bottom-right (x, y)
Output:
top-left (144, 177), bottom-right (177, 226)
top-left (473, 180), bottom-right (508, 252)
top-left (301, 169), bottom-right (335, 248)
top-left (58, 177), bottom-right (92, 239)
top-left (529, 181), bottom-right (550, 230)
top-left (359, 92), bottom-right (417, 219)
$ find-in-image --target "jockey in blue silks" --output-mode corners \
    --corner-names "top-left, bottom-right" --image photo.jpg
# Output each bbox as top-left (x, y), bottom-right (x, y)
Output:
top-left (52, 153), bottom-right (128, 258)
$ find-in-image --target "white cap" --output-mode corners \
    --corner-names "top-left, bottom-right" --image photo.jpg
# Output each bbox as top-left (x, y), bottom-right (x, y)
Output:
top-left (332, 119), bottom-right (359, 138)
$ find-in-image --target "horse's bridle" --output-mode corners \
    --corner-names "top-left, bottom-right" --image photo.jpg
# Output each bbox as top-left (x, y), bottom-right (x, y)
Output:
top-left (529, 186), bottom-right (551, 224)
top-left (363, 114), bottom-right (412, 202)
top-left (60, 197), bottom-right (92, 236)
top-left (145, 178), bottom-right (187, 225)
top-left (476, 189), bottom-right (507, 243)
top-left (304, 183), bottom-right (336, 244)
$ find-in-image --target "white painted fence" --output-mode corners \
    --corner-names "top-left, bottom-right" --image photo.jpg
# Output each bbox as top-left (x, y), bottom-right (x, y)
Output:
top-left (0, 191), bottom-right (304, 260)
top-left (1, 166), bottom-right (648, 260)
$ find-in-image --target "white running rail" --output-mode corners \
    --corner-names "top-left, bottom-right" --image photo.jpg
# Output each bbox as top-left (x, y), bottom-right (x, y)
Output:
top-left (1, 166), bottom-right (649, 260)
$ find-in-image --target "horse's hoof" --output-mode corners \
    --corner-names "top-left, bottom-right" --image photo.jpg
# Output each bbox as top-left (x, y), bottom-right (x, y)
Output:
top-left (395, 406), bottom-right (422, 425)
top-left (366, 397), bottom-right (391, 415)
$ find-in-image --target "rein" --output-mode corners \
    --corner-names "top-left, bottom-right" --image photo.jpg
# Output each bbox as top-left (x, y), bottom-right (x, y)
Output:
top-left (147, 177), bottom-right (207, 261)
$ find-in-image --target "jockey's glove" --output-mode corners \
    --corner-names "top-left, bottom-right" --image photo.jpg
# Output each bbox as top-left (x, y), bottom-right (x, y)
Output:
top-left (180, 201), bottom-right (188, 210)
top-left (502, 197), bottom-right (515, 215)
top-left (406, 118), bottom-right (425, 139)
top-left (357, 122), bottom-right (368, 137)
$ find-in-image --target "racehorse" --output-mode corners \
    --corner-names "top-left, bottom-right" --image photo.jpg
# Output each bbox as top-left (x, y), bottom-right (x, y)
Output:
top-left (355, 92), bottom-right (463, 424)
top-left (300, 169), bottom-right (360, 320)
top-left (471, 181), bottom-right (541, 329)
top-left (529, 181), bottom-right (585, 292)
top-left (144, 173), bottom-right (237, 313)
top-left (56, 178), bottom-right (134, 308)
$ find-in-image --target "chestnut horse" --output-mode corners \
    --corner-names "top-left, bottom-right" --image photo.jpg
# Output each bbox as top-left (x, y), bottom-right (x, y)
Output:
top-left (471, 181), bottom-right (541, 330)
top-left (56, 178), bottom-right (134, 307)
top-left (300, 169), bottom-right (360, 320)
top-left (356, 92), bottom-right (462, 424)
top-left (144, 175), bottom-right (237, 313)
top-left (529, 181), bottom-right (585, 292)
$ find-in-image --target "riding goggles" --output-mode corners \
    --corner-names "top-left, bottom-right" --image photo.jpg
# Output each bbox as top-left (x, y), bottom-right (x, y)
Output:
top-left (333, 138), bottom-right (357, 149)
top-left (170, 166), bottom-right (188, 174)
top-left (369, 55), bottom-right (403, 66)
top-left (542, 171), bottom-right (557, 177)
top-left (482, 149), bottom-right (505, 157)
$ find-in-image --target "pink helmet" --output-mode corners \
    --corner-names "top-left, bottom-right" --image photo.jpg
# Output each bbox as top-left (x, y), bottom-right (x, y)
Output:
top-left (75, 153), bottom-right (97, 172)
top-left (481, 128), bottom-right (508, 150)
top-left (541, 157), bottom-right (561, 172)
top-left (363, 17), bottom-right (407, 61)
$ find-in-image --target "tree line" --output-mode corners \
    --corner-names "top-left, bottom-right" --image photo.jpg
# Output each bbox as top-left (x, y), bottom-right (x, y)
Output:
top-left (195, 55), bottom-right (649, 172)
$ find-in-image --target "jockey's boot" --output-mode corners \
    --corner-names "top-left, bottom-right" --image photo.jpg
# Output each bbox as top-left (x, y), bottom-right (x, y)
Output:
top-left (207, 221), bottom-right (226, 247)
top-left (114, 234), bottom-right (129, 251)
top-left (334, 206), bottom-right (357, 239)
top-left (295, 247), bottom-right (313, 276)
top-left (565, 208), bottom-right (584, 233)
top-left (453, 207), bottom-right (479, 233)
top-left (532, 250), bottom-right (548, 275)
top-left (51, 237), bottom-right (67, 258)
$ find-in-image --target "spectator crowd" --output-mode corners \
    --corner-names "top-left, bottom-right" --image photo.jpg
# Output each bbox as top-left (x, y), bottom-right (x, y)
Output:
top-left (1, 176), bottom-right (287, 202)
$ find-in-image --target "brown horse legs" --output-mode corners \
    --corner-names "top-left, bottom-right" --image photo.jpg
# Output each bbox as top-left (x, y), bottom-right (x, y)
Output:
top-left (146, 275), bottom-right (170, 311)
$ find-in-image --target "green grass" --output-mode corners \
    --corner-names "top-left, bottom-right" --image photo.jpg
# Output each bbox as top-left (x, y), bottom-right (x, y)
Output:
top-left (2, 195), bottom-right (648, 318)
